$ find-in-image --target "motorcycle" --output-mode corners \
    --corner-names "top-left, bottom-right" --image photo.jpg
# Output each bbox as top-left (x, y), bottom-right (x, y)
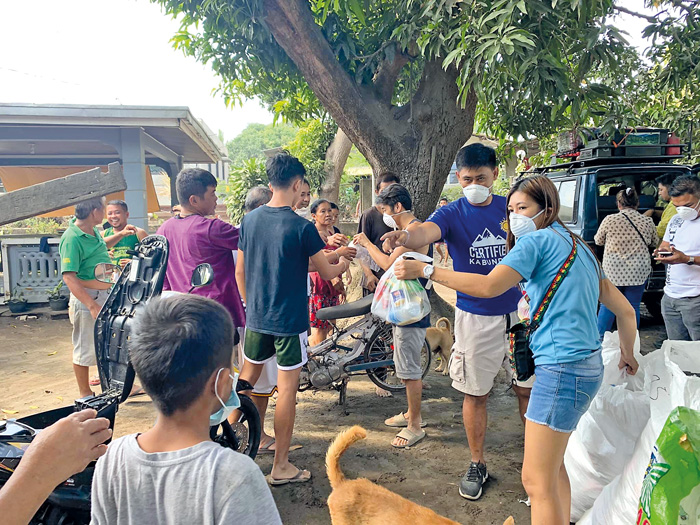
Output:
top-left (299, 294), bottom-right (431, 411)
top-left (0, 235), bottom-right (260, 524)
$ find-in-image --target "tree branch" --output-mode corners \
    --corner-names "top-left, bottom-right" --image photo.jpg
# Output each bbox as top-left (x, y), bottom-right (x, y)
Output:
top-left (262, 0), bottom-right (404, 165)
top-left (613, 4), bottom-right (659, 23)
top-left (372, 49), bottom-right (410, 103)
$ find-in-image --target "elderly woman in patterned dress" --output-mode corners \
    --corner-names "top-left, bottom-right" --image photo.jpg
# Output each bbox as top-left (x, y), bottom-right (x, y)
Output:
top-left (595, 187), bottom-right (659, 338)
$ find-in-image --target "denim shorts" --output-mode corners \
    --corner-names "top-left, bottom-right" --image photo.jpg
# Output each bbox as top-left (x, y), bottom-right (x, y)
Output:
top-left (525, 351), bottom-right (603, 433)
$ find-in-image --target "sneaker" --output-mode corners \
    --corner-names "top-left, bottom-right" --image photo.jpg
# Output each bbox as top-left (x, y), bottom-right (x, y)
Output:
top-left (459, 461), bottom-right (488, 500)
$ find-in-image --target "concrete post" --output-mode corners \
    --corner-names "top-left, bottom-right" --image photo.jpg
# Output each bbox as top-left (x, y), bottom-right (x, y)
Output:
top-left (168, 160), bottom-right (182, 208)
top-left (360, 177), bottom-right (373, 213)
top-left (119, 128), bottom-right (148, 230)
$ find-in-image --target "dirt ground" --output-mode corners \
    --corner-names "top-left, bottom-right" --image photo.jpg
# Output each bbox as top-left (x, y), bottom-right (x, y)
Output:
top-left (0, 287), bottom-right (666, 525)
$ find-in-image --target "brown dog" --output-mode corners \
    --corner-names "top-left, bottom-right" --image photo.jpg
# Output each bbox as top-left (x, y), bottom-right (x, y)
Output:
top-left (326, 425), bottom-right (517, 525)
top-left (425, 317), bottom-right (453, 375)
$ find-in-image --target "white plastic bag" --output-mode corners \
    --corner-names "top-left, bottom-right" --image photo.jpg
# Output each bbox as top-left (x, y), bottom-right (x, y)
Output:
top-left (370, 252), bottom-right (431, 326)
top-left (578, 340), bottom-right (700, 525)
top-left (566, 385), bottom-right (650, 521)
top-left (600, 330), bottom-right (644, 390)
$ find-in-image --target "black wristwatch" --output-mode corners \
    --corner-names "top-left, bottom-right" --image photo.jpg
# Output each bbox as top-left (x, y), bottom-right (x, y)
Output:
top-left (687, 256), bottom-right (696, 266)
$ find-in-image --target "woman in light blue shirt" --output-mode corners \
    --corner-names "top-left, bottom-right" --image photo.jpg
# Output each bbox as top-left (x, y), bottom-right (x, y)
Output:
top-left (393, 175), bottom-right (638, 525)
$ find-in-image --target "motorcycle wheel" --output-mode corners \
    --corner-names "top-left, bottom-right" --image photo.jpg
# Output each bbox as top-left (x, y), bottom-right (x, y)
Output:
top-left (210, 395), bottom-right (261, 459)
top-left (364, 323), bottom-right (431, 392)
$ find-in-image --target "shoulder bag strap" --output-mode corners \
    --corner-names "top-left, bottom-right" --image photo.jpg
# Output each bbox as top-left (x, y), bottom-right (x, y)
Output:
top-left (529, 234), bottom-right (578, 332)
top-left (620, 212), bottom-right (651, 251)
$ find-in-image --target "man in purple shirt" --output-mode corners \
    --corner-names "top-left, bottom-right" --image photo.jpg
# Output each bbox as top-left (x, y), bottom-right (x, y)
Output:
top-left (157, 168), bottom-right (245, 330)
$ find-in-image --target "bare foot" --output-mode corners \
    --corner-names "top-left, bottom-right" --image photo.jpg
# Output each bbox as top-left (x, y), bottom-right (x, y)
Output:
top-left (422, 381), bottom-right (431, 390)
top-left (375, 386), bottom-right (393, 398)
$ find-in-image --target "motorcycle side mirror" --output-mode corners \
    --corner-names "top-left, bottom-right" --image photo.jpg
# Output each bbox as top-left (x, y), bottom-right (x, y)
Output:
top-left (190, 263), bottom-right (214, 288)
top-left (94, 263), bottom-right (121, 284)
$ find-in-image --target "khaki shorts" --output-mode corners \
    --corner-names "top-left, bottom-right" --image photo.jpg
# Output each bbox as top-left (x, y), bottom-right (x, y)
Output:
top-left (68, 290), bottom-right (109, 367)
top-left (449, 309), bottom-right (534, 396)
top-left (392, 325), bottom-right (426, 380)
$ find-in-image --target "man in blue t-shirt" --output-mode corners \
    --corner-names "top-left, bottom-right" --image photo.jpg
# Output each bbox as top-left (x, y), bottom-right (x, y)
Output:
top-left (236, 153), bottom-right (350, 485)
top-left (382, 144), bottom-right (532, 501)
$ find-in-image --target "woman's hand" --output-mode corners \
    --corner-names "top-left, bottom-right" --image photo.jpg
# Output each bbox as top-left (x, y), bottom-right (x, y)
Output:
top-left (618, 353), bottom-right (639, 376)
top-left (393, 259), bottom-right (426, 280)
top-left (352, 232), bottom-right (371, 248)
top-left (336, 246), bottom-right (357, 261)
top-left (327, 233), bottom-right (349, 248)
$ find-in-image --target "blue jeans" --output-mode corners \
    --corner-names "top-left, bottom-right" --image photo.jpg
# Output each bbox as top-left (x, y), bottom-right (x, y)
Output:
top-left (597, 283), bottom-right (646, 339)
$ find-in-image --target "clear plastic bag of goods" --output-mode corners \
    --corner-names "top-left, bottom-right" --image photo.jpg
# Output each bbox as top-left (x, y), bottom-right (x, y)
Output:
top-left (347, 241), bottom-right (381, 273)
top-left (578, 340), bottom-right (700, 525)
top-left (371, 252), bottom-right (432, 326)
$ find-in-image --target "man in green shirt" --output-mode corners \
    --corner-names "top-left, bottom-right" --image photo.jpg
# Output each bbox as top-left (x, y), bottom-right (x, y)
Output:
top-left (646, 173), bottom-right (678, 241)
top-left (102, 200), bottom-right (147, 266)
top-left (59, 197), bottom-right (112, 398)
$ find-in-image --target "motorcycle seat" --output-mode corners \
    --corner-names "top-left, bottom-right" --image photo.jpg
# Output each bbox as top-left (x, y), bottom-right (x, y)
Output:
top-left (316, 294), bottom-right (374, 321)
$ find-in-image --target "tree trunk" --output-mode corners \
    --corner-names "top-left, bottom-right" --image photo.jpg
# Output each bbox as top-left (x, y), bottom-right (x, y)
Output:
top-left (369, 62), bottom-right (477, 220)
top-left (319, 127), bottom-right (352, 203)
top-left (263, 0), bottom-right (477, 219)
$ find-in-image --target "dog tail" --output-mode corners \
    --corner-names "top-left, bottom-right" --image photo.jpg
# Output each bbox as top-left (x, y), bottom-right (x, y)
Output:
top-left (436, 317), bottom-right (452, 334)
top-left (326, 425), bottom-right (367, 489)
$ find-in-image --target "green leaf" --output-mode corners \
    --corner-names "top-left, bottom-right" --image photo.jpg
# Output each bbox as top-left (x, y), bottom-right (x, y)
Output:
top-left (442, 47), bottom-right (465, 69)
top-left (347, 0), bottom-right (366, 25)
top-left (509, 32), bottom-right (536, 47)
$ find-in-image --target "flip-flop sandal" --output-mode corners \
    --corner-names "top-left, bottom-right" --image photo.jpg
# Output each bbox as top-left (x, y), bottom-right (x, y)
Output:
top-left (258, 441), bottom-right (304, 455)
top-left (257, 439), bottom-right (276, 455)
top-left (267, 469), bottom-right (312, 486)
top-left (89, 376), bottom-right (101, 386)
top-left (392, 427), bottom-right (426, 449)
top-left (384, 412), bottom-right (427, 428)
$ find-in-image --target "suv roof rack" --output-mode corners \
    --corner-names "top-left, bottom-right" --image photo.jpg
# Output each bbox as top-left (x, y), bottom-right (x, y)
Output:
top-left (522, 150), bottom-right (689, 176)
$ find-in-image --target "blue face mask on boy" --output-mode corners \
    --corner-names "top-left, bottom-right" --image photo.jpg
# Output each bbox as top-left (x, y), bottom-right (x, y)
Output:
top-left (209, 368), bottom-right (241, 427)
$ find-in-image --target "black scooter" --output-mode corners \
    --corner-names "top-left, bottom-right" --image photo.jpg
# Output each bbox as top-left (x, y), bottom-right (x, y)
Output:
top-left (0, 235), bottom-right (260, 524)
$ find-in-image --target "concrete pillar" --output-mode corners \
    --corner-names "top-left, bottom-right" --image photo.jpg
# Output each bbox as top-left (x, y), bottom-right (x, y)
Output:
top-left (360, 177), bottom-right (373, 213)
top-left (168, 160), bottom-right (182, 208)
top-left (504, 157), bottom-right (519, 184)
top-left (120, 128), bottom-right (148, 230)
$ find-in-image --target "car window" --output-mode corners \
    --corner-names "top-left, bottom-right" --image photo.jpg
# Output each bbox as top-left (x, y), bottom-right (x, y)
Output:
top-left (558, 179), bottom-right (577, 223)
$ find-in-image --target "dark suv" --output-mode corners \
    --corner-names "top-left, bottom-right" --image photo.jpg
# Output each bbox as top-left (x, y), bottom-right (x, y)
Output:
top-left (537, 157), bottom-right (693, 319)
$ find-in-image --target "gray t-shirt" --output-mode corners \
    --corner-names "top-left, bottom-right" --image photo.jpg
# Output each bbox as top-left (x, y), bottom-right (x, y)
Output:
top-left (91, 435), bottom-right (282, 525)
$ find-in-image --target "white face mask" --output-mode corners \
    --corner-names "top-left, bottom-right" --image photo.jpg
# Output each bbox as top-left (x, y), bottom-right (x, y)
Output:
top-left (509, 210), bottom-right (544, 238)
top-left (209, 368), bottom-right (241, 427)
top-left (463, 184), bottom-right (492, 204)
top-left (676, 201), bottom-right (700, 221)
top-left (382, 210), bottom-right (408, 230)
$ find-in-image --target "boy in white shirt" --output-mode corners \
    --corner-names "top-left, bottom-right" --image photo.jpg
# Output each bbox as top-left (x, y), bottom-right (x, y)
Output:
top-left (91, 295), bottom-right (281, 524)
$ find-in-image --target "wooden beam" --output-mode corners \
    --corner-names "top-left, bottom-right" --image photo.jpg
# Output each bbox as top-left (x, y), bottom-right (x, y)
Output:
top-left (0, 162), bottom-right (126, 225)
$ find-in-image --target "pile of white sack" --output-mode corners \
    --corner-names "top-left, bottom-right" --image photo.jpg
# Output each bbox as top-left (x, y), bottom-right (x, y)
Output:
top-left (565, 332), bottom-right (700, 524)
